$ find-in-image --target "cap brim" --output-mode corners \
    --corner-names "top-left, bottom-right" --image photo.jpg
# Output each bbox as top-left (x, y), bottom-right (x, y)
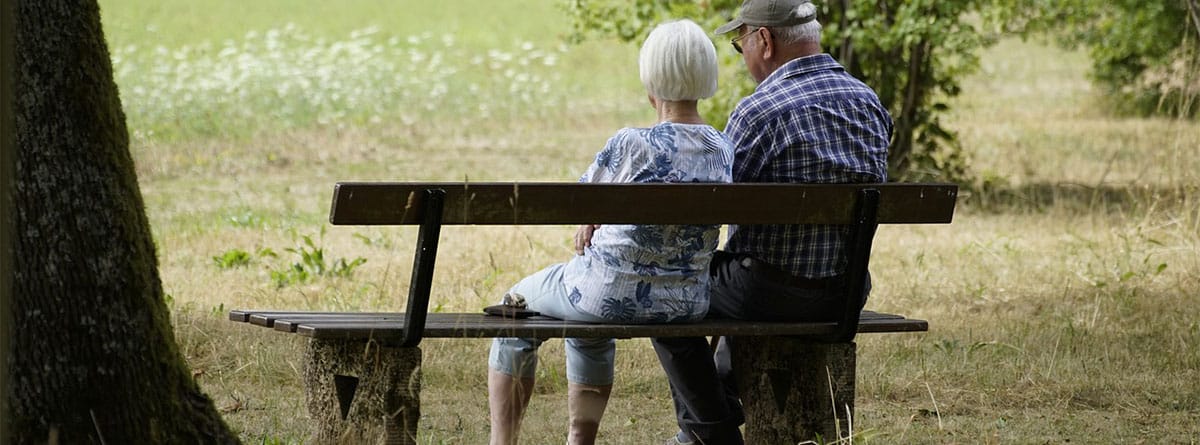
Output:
top-left (714, 19), bottom-right (743, 35)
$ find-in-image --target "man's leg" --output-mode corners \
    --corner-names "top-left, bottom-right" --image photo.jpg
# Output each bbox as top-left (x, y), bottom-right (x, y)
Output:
top-left (650, 336), bottom-right (744, 444)
top-left (650, 252), bottom-right (749, 444)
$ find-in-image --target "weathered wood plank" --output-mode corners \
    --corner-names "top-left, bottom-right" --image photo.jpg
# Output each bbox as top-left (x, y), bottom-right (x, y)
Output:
top-left (229, 310), bottom-right (927, 344)
top-left (330, 182), bottom-right (958, 226)
top-left (246, 314), bottom-right (400, 331)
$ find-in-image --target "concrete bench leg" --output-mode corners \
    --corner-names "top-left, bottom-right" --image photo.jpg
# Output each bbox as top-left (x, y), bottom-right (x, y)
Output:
top-left (304, 339), bottom-right (422, 445)
top-left (732, 338), bottom-right (856, 443)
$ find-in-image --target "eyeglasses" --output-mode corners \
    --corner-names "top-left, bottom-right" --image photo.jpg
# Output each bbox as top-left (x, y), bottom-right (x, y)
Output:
top-left (731, 27), bottom-right (761, 54)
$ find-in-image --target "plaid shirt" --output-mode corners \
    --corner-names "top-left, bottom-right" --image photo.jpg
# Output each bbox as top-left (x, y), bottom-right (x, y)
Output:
top-left (724, 54), bottom-right (891, 278)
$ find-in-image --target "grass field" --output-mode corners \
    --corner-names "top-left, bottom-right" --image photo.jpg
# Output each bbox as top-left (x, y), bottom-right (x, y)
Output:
top-left (99, 1), bottom-right (1200, 443)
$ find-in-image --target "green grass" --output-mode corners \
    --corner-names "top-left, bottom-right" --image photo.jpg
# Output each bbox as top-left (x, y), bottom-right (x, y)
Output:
top-left (101, 0), bottom-right (572, 48)
top-left (101, 0), bottom-right (641, 141)
top-left (98, 1), bottom-right (1200, 443)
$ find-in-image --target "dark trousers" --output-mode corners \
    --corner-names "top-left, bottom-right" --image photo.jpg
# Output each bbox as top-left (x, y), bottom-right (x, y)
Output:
top-left (651, 251), bottom-right (869, 444)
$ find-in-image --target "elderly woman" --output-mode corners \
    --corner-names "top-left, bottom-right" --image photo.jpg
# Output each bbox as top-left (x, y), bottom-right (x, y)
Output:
top-left (487, 19), bottom-right (732, 445)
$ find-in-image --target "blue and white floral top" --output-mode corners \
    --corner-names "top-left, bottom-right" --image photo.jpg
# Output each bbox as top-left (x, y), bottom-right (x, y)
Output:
top-left (562, 122), bottom-right (734, 323)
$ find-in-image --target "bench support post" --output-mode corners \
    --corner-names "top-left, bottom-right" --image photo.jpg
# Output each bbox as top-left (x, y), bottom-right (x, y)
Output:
top-left (401, 188), bottom-right (445, 347)
top-left (304, 339), bottom-right (422, 445)
top-left (831, 188), bottom-right (880, 342)
top-left (732, 337), bottom-right (856, 443)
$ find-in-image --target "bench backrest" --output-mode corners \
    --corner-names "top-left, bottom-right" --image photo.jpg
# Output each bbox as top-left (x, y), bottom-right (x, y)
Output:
top-left (331, 182), bottom-right (957, 225)
top-left (329, 182), bottom-right (958, 346)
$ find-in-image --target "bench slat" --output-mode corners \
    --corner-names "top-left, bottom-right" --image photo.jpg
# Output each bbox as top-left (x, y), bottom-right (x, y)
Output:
top-left (230, 310), bottom-right (927, 343)
top-left (247, 312), bottom-right (400, 328)
top-left (330, 182), bottom-right (957, 226)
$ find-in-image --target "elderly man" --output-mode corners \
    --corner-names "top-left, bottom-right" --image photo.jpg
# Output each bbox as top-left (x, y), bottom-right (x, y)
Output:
top-left (650, 1), bottom-right (892, 444)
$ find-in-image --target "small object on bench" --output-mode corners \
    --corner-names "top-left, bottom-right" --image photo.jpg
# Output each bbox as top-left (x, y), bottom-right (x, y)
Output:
top-left (229, 181), bottom-right (957, 444)
top-left (482, 305), bottom-right (541, 319)
top-left (482, 293), bottom-right (541, 319)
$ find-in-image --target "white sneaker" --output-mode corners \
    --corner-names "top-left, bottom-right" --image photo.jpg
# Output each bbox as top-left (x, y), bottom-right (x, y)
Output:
top-left (662, 432), bottom-right (695, 445)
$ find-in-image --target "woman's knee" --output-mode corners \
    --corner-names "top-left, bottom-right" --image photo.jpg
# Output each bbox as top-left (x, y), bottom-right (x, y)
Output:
top-left (489, 337), bottom-right (544, 378)
top-left (565, 337), bottom-right (616, 385)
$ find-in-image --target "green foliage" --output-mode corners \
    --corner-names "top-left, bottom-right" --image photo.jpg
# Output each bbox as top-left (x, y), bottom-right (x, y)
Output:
top-left (991, 0), bottom-right (1200, 117)
top-left (563, 0), bottom-right (750, 130)
top-left (270, 232), bottom-right (367, 288)
top-left (211, 235), bottom-right (365, 288)
top-left (818, 0), bottom-right (990, 181)
top-left (212, 248), bottom-right (253, 268)
top-left (562, 0), bottom-right (993, 182)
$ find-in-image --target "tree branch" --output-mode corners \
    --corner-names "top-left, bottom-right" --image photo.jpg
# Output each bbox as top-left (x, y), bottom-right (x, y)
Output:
top-left (1189, 0), bottom-right (1200, 40)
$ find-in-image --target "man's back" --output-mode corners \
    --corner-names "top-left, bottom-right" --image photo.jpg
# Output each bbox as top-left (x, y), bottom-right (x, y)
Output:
top-left (723, 53), bottom-right (891, 278)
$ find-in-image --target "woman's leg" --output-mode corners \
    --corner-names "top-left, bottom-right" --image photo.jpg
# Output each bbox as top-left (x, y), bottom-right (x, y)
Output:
top-left (488, 367), bottom-right (535, 445)
top-left (494, 263), bottom-right (618, 443)
top-left (567, 382), bottom-right (612, 445)
top-left (564, 337), bottom-right (616, 445)
top-left (487, 264), bottom-right (571, 444)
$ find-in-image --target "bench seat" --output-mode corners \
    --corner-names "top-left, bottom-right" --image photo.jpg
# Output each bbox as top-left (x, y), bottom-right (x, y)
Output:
top-left (230, 309), bottom-right (928, 342)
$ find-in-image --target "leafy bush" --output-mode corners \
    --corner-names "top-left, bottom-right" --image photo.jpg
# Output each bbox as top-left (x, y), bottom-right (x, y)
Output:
top-left (990, 0), bottom-right (1200, 117)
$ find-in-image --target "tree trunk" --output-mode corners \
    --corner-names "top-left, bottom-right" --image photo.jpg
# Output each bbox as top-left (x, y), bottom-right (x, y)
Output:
top-left (7, 1), bottom-right (239, 443)
top-left (2, 0), bottom-right (16, 439)
top-left (888, 38), bottom-right (930, 176)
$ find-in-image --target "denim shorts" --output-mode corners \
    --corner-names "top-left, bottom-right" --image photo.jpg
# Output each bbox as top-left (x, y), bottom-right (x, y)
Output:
top-left (487, 263), bottom-right (617, 386)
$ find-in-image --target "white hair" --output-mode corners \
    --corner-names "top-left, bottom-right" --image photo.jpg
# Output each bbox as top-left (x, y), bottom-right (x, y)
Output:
top-left (638, 19), bottom-right (719, 101)
top-left (769, 3), bottom-right (822, 45)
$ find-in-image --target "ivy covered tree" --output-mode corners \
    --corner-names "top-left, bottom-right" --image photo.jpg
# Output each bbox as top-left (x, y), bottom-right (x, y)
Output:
top-left (563, 0), bottom-right (996, 182)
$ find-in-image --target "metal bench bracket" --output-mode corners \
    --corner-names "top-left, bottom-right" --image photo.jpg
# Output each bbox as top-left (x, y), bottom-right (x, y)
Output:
top-left (401, 189), bottom-right (445, 347)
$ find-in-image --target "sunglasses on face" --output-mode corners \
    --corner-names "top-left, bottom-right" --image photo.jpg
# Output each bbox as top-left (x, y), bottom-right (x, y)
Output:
top-left (731, 27), bottom-right (761, 54)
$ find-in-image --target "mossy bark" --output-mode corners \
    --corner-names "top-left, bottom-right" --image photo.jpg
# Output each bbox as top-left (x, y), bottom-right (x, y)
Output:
top-left (6, 0), bottom-right (238, 443)
top-left (2, 0), bottom-right (17, 439)
top-left (732, 338), bottom-right (856, 444)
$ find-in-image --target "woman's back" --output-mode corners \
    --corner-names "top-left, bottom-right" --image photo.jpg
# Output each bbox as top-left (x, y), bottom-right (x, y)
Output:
top-left (564, 122), bottom-right (733, 323)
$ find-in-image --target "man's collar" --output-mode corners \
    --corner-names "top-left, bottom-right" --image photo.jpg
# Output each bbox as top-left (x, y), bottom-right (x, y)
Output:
top-left (757, 54), bottom-right (843, 89)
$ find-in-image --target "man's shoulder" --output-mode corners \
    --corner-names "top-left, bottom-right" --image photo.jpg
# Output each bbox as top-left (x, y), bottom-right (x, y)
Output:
top-left (729, 78), bottom-right (833, 125)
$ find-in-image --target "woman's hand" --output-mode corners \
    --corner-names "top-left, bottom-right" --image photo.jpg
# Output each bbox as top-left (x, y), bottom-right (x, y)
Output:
top-left (574, 224), bottom-right (602, 255)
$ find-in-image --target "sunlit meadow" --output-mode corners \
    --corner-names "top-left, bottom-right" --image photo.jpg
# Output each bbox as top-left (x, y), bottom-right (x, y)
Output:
top-left (112, 24), bottom-right (569, 141)
top-left (98, 1), bottom-right (1200, 443)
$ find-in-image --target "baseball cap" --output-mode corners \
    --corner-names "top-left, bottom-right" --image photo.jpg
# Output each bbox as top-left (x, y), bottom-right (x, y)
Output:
top-left (714, 0), bottom-right (817, 35)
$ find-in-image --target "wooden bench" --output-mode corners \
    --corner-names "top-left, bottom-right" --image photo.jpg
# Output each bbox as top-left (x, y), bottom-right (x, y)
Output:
top-left (230, 181), bottom-right (958, 444)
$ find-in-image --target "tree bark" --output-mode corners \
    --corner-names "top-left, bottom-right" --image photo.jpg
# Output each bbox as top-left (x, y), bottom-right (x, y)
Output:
top-left (888, 38), bottom-right (930, 176)
top-left (2, 0), bottom-right (17, 439)
top-left (7, 0), bottom-right (238, 443)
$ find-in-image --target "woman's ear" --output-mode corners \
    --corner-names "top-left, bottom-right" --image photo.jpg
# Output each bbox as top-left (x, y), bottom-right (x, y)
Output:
top-left (647, 94), bottom-right (657, 109)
